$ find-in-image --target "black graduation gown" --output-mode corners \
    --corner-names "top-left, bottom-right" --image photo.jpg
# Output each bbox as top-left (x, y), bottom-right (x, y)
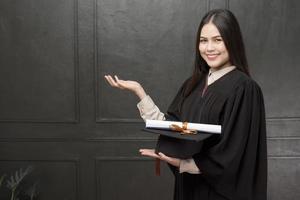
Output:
top-left (165, 69), bottom-right (267, 200)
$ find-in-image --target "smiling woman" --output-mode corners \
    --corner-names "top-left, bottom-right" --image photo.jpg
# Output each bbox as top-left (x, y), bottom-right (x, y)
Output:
top-left (104, 9), bottom-right (267, 200)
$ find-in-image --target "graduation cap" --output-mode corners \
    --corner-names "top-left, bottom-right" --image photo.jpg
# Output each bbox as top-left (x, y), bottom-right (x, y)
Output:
top-left (143, 128), bottom-right (213, 159)
top-left (143, 120), bottom-right (221, 175)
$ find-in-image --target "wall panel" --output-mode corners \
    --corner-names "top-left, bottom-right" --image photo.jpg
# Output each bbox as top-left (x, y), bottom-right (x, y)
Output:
top-left (0, 0), bottom-right (79, 122)
top-left (230, 0), bottom-right (300, 119)
top-left (0, 160), bottom-right (79, 200)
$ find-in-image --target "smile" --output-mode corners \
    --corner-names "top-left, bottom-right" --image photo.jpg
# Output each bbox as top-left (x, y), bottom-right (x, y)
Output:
top-left (206, 54), bottom-right (219, 60)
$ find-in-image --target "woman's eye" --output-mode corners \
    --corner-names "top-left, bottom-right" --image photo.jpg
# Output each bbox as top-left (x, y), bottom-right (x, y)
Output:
top-left (200, 39), bottom-right (207, 43)
top-left (215, 38), bottom-right (222, 42)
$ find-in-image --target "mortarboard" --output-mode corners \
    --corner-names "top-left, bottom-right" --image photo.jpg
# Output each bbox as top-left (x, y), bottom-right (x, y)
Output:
top-left (142, 120), bottom-right (221, 175)
top-left (143, 128), bottom-right (213, 159)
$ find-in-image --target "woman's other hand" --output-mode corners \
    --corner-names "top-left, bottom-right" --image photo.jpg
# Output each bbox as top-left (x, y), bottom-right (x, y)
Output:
top-left (104, 75), bottom-right (147, 100)
top-left (139, 149), bottom-right (180, 167)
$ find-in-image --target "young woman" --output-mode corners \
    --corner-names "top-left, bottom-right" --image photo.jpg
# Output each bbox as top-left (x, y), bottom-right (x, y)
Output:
top-left (105, 9), bottom-right (267, 200)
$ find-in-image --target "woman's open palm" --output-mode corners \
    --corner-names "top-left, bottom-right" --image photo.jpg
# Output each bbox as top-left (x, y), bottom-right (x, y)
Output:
top-left (104, 75), bottom-right (138, 91)
top-left (104, 75), bottom-right (146, 99)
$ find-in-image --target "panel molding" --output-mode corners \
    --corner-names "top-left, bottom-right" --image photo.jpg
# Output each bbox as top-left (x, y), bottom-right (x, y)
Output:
top-left (96, 116), bottom-right (300, 123)
top-left (0, 135), bottom-right (299, 142)
top-left (267, 117), bottom-right (300, 121)
top-left (0, 0), bottom-right (80, 124)
top-left (0, 137), bottom-right (156, 142)
top-left (96, 118), bottom-right (143, 123)
top-left (0, 136), bottom-right (295, 143)
top-left (267, 118), bottom-right (300, 138)
top-left (268, 156), bottom-right (300, 159)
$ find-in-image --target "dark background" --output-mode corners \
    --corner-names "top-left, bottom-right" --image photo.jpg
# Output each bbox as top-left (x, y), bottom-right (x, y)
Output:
top-left (0, 0), bottom-right (299, 199)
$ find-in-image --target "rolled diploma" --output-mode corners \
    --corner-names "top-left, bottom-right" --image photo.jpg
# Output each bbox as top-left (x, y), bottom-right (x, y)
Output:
top-left (146, 119), bottom-right (221, 134)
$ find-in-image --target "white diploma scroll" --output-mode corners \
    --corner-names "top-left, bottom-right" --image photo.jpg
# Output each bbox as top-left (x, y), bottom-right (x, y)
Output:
top-left (145, 119), bottom-right (221, 134)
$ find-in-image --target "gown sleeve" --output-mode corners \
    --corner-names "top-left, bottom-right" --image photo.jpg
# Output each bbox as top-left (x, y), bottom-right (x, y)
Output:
top-left (137, 95), bottom-right (165, 121)
top-left (165, 78), bottom-right (191, 121)
top-left (193, 80), bottom-right (267, 199)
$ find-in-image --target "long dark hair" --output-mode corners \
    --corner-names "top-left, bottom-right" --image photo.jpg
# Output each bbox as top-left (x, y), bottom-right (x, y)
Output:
top-left (185, 9), bottom-right (249, 96)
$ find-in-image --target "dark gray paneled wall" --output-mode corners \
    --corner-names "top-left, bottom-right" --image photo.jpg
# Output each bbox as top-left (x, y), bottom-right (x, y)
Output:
top-left (0, 0), bottom-right (299, 199)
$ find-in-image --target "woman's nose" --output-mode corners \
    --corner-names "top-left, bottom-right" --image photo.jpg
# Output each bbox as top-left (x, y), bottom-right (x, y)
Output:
top-left (206, 41), bottom-right (215, 51)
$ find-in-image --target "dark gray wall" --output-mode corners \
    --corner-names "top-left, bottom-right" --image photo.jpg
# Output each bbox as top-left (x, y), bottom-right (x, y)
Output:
top-left (0, 0), bottom-right (299, 199)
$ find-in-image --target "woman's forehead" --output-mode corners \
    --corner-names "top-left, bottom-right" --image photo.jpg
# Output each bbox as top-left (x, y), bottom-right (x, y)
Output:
top-left (200, 23), bottom-right (221, 38)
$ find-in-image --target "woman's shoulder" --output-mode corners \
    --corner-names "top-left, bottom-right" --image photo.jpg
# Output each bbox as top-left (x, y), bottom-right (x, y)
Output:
top-left (230, 69), bottom-right (261, 88)
top-left (229, 70), bottom-right (264, 98)
top-left (215, 69), bottom-right (263, 99)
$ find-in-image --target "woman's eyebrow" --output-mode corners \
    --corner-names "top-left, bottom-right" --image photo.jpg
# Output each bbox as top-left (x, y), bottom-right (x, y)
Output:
top-left (200, 35), bottom-right (222, 38)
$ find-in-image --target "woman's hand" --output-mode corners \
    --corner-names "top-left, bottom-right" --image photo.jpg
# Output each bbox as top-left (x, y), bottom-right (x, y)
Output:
top-left (104, 75), bottom-right (147, 100)
top-left (139, 149), bottom-right (181, 168)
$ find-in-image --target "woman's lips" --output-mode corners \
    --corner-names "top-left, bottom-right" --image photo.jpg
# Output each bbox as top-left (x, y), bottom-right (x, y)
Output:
top-left (206, 54), bottom-right (218, 60)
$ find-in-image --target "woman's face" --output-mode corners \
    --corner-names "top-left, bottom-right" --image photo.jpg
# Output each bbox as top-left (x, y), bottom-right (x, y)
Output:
top-left (199, 22), bottom-right (231, 70)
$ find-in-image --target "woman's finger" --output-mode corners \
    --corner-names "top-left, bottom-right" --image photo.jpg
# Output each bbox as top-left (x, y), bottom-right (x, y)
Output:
top-left (112, 75), bottom-right (126, 89)
top-left (139, 149), bottom-right (160, 159)
top-left (104, 75), bottom-right (115, 86)
top-left (106, 75), bottom-right (120, 88)
top-left (139, 149), bottom-right (155, 153)
top-left (114, 75), bottom-right (126, 89)
top-left (104, 75), bottom-right (114, 87)
top-left (115, 75), bottom-right (120, 81)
